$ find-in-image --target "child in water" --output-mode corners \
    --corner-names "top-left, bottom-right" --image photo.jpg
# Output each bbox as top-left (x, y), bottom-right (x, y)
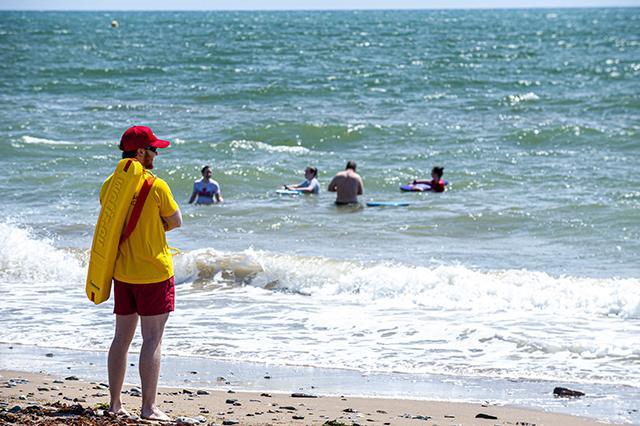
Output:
top-left (284, 166), bottom-right (320, 194)
top-left (413, 166), bottom-right (446, 192)
top-left (189, 165), bottom-right (223, 204)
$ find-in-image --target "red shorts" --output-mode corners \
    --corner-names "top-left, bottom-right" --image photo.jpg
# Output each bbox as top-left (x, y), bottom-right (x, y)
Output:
top-left (113, 277), bottom-right (175, 316)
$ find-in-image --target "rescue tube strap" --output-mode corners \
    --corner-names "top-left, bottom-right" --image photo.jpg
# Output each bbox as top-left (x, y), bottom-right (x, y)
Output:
top-left (119, 176), bottom-right (156, 246)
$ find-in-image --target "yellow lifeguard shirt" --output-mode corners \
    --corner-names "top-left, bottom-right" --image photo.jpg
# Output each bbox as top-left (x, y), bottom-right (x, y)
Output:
top-left (100, 168), bottom-right (179, 284)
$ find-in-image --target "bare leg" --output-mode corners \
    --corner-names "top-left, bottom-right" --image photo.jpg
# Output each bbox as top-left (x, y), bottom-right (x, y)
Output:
top-left (108, 313), bottom-right (138, 416)
top-left (139, 312), bottom-right (170, 421)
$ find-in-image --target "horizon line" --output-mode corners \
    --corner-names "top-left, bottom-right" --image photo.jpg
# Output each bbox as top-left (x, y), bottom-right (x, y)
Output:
top-left (2, 5), bottom-right (639, 12)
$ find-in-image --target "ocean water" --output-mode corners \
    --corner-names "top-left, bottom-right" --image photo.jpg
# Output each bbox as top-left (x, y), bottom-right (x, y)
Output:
top-left (1, 8), bottom-right (639, 420)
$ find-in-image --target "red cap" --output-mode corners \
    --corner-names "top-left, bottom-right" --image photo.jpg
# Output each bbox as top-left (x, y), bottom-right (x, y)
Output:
top-left (119, 126), bottom-right (170, 151)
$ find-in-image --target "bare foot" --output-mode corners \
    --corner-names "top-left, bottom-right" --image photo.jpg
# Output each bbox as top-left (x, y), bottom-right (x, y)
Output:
top-left (141, 406), bottom-right (171, 421)
top-left (108, 406), bottom-right (130, 417)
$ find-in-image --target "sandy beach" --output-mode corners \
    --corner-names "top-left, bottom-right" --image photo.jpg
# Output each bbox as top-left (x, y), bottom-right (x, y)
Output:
top-left (1, 369), bottom-right (611, 426)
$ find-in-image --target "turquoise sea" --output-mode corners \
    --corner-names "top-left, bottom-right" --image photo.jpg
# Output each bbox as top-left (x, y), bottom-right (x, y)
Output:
top-left (1, 9), bottom-right (639, 423)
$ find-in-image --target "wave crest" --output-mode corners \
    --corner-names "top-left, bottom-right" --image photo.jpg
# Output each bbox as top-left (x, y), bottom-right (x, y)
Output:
top-left (228, 139), bottom-right (311, 154)
top-left (0, 223), bottom-right (84, 283)
top-left (506, 92), bottom-right (540, 106)
top-left (173, 248), bottom-right (640, 319)
top-left (20, 136), bottom-right (75, 145)
top-left (2, 224), bottom-right (637, 320)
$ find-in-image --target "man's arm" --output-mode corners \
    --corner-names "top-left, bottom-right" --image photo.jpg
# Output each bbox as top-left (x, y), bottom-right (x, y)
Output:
top-left (99, 176), bottom-right (112, 206)
top-left (327, 176), bottom-right (338, 192)
top-left (188, 181), bottom-right (198, 204)
top-left (156, 179), bottom-right (182, 230)
top-left (162, 208), bottom-right (182, 231)
top-left (188, 191), bottom-right (197, 204)
top-left (357, 177), bottom-right (364, 195)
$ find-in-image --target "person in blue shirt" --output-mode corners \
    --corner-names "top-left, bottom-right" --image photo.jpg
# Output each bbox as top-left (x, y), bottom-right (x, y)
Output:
top-left (284, 166), bottom-right (320, 194)
top-left (189, 165), bottom-right (223, 204)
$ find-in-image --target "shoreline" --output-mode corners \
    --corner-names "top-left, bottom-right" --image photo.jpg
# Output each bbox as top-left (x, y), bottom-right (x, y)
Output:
top-left (0, 369), bottom-right (612, 426)
top-left (1, 343), bottom-right (637, 424)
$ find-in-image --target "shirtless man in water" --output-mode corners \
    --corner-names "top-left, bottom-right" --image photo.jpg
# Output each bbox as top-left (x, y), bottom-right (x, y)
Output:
top-left (328, 160), bottom-right (364, 205)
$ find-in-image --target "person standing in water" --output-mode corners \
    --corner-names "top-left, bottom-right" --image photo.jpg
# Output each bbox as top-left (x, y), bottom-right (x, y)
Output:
top-left (103, 125), bottom-right (182, 421)
top-left (284, 166), bottom-right (320, 194)
top-left (328, 160), bottom-right (364, 205)
top-left (189, 165), bottom-right (223, 204)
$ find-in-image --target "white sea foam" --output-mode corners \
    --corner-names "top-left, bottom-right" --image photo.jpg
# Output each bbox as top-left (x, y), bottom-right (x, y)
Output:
top-left (2, 225), bottom-right (638, 323)
top-left (170, 249), bottom-right (640, 386)
top-left (0, 222), bottom-right (84, 283)
top-left (228, 139), bottom-right (311, 154)
top-left (507, 92), bottom-right (540, 106)
top-left (20, 136), bottom-right (75, 145)
top-left (2, 226), bottom-right (639, 387)
top-left (174, 248), bottom-right (640, 319)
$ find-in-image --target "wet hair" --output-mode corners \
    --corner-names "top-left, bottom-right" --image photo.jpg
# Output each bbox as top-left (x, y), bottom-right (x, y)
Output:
top-left (305, 166), bottom-right (318, 178)
top-left (201, 165), bottom-right (211, 175)
top-left (431, 166), bottom-right (444, 178)
top-left (122, 150), bottom-right (137, 159)
top-left (345, 160), bottom-right (357, 171)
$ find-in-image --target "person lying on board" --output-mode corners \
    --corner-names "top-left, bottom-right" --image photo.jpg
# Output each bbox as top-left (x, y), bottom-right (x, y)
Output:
top-left (284, 166), bottom-right (320, 194)
top-left (413, 166), bottom-right (446, 192)
top-left (189, 165), bottom-right (223, 204)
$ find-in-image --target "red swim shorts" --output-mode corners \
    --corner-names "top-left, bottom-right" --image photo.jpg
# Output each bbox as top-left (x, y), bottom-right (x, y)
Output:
top-left (113, 277), bottom-right (175, 316)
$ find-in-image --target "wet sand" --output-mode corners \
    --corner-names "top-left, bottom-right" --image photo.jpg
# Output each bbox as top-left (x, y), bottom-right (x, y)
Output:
top-left (1, 369), bottom-right (610, 425)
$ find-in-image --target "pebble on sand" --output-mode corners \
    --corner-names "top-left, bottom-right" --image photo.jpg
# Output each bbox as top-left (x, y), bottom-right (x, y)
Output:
top-left (476, 413), bottom-right (498, 419)
top-left (553, 387), bottom-right (585, 398)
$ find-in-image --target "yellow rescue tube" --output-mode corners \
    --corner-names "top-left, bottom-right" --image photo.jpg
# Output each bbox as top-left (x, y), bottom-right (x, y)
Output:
top-left (86, 159), bottom-right (143, 304)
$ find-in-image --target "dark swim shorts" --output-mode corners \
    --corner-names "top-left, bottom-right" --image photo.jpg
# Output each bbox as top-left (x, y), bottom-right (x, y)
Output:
top-left (113, 277), bottom-right (175, 316)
